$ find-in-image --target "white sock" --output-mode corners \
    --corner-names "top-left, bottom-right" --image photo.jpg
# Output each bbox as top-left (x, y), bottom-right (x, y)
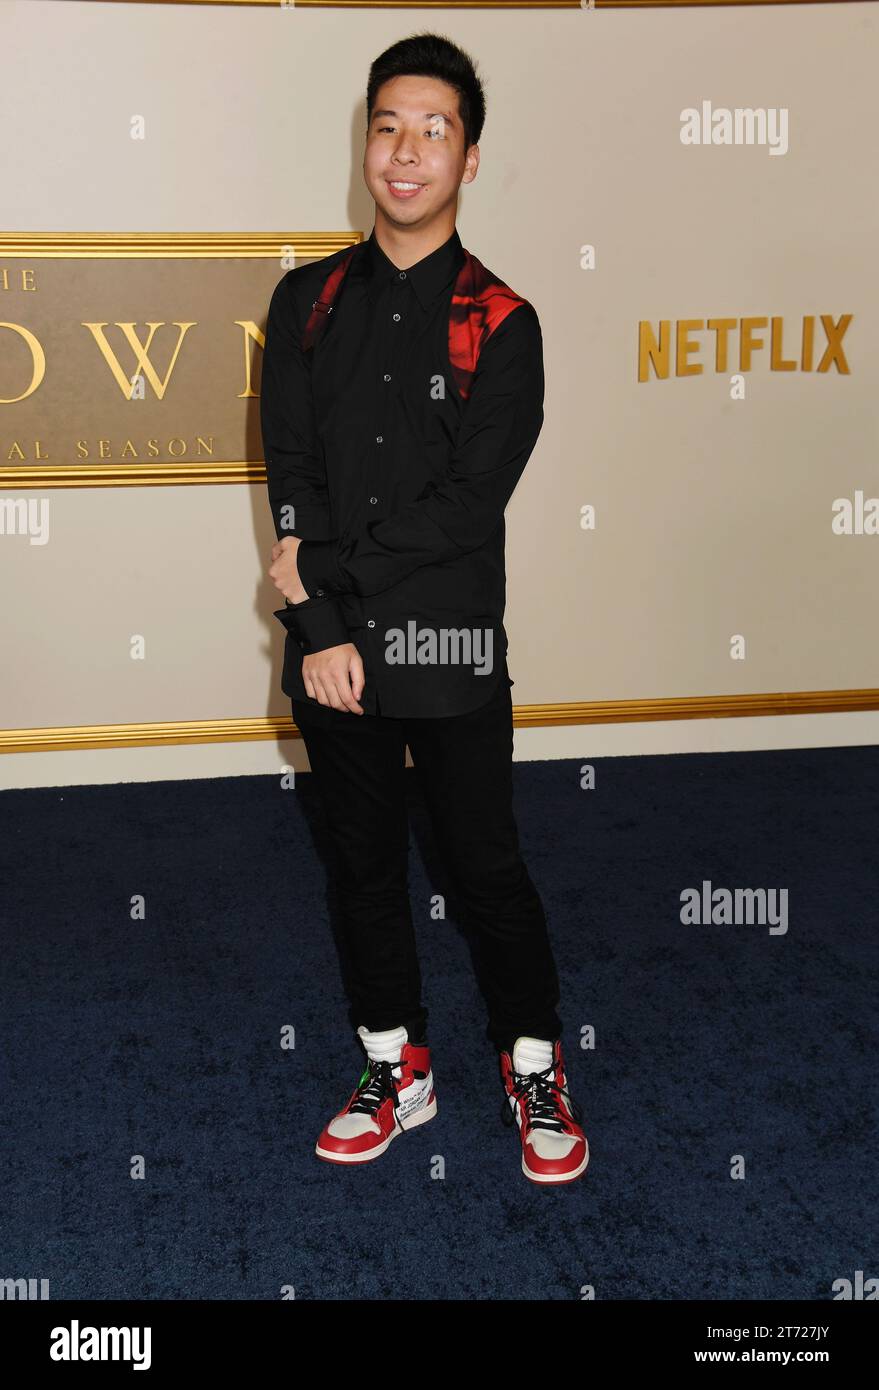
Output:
top-left (512, 1036), bottom-right (554, 1075)
top-left (357, 1024), bottom-right (408, 1073)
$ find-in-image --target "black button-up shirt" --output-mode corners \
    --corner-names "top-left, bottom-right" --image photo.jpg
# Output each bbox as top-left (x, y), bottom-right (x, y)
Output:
top-left (260, 225), bottom-right (545, 717)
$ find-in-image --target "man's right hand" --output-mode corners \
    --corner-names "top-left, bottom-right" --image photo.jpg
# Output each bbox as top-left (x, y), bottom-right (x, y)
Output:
top-left (302, 643), bottom-right (366, 714)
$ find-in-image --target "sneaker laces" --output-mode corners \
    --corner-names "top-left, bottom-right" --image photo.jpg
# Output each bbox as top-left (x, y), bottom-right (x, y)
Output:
top-left (500, 1058), bottom-right (582, 1133)
top-left (349, 1058), bottom-right (402, 1120)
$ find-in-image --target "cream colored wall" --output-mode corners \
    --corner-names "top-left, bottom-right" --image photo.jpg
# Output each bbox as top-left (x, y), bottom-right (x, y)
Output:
top-left (2, 0), bottom-right (878, 789)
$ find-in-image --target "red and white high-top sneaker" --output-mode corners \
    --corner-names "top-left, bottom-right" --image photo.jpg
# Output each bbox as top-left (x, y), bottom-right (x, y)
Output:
top-left (499, 1036), bottom-right (589, 1185)
top-left (315, 1024), bottom-right (437, 1165)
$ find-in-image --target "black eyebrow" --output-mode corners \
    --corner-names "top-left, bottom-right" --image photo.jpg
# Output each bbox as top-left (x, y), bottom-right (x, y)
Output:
top-left (372, 109), bottom-right (456, 126)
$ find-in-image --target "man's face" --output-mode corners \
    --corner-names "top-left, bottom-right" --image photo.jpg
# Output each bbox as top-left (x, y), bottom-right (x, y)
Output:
top-left (364, 74), bottom-right (478, 228)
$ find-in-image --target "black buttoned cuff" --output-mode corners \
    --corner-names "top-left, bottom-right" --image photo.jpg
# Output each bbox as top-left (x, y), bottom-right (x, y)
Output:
top-left (297, 539), bottom-right (348, 597)
top-left (276, 596), bottom-right (352, 654)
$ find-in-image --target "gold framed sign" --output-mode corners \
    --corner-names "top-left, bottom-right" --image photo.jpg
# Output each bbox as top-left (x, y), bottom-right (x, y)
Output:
top-left (0, 232), bottom-right (358, 489)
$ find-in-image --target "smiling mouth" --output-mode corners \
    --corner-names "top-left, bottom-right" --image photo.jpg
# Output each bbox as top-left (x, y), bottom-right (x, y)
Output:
top-left (386, 180), bottom-right (427, 198)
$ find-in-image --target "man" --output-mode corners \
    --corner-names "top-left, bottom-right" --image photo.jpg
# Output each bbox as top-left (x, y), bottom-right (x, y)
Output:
top-left (260, 33), bottom-right (588, 1184)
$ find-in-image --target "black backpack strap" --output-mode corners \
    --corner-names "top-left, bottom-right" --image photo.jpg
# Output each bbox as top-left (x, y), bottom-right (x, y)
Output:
top-left (449, 249), bottom-right (529, 400)
top-left (301, 245), bottom-right (357, 354)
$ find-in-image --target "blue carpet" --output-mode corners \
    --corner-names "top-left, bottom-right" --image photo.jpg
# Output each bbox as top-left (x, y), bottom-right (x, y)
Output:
top-left (1, 745), bottom-right (876, 1300)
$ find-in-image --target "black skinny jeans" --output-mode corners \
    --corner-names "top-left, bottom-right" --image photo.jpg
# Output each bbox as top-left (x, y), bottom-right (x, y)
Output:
top-left (291, 668), bottom-right (563, 1056)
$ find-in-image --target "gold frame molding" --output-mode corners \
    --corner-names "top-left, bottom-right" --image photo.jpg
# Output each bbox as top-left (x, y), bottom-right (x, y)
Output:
top-left (0, 231), bottom-right (359, 489)
top-left (84, 2), bottom-right (875, 9)
top-left (3, 687), bottom-right (878, 754)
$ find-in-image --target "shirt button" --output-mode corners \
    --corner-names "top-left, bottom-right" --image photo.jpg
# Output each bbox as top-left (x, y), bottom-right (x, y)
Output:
top-left (367, 620), bottom-right (376, 629)
top-left (314, 589), bottom-right (326, 597)
top-left (398, 271), bottom-right (407, 279)
top-left (376, 436), bottom-right (383, 444)
top-left (393, 313), bottom-right (401, 322)
top-left (384, 374), bottom-right (391, 382)
top-left (369, 496), bottom-right (377, 504)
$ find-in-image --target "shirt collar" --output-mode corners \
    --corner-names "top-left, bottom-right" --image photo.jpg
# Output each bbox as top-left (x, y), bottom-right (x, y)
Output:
top-left (362, 226), bottom-right (465, 312)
